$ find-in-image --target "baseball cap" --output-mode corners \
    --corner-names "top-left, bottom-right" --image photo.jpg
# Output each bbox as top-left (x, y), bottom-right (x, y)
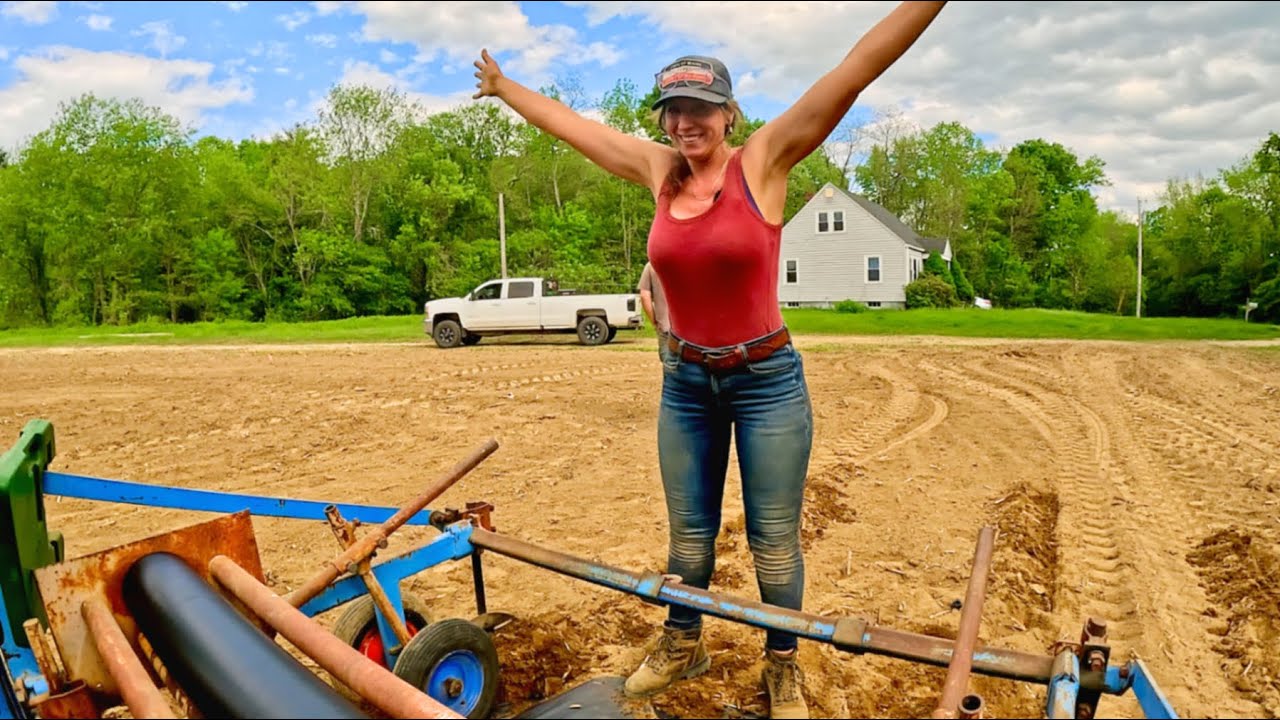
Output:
top-left (652, 56), bottom-right (734, 109)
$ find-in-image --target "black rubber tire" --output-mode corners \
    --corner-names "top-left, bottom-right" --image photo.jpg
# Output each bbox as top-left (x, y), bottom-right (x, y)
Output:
top-left (330, 595), bottom-right (432, 702)
top-left (461, 334), bottom-right (482, 346)
top-left (606, 326), bottom-right (618, 342)
top-left (392, 618), bottom-right (500, 719)
top-left (577, 316), bottom-right (609, 346)
top-left (434, 320), bottom-right (464, 348)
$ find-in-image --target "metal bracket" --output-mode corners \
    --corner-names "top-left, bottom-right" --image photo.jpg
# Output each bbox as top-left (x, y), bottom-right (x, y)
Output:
top-left (832, 617), bottom-right (868, 653)
top-left (635, 573), bottom-right (671, 605)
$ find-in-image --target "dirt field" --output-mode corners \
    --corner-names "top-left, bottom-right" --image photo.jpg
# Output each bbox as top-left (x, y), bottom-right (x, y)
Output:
top-left (2, 334), bottom-right (1278, 719)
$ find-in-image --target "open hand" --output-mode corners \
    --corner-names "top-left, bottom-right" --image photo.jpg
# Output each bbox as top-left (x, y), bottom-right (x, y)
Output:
top-left (473, 49), bottom-right (503, 99)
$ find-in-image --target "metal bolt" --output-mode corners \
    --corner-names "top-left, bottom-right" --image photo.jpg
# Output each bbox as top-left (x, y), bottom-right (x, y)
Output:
top-left (1085, 618), bottom-right (1107, 637)
top-left (444, 678), bottom-right (463, 698)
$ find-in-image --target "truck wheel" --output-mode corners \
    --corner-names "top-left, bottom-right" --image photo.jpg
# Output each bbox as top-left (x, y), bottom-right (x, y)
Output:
top-left (434, 320), bottom-right (464, 348)
top-left (577, 316), bottom-right (609, 346)
top-left (461, 334), bottom-right (481, 346)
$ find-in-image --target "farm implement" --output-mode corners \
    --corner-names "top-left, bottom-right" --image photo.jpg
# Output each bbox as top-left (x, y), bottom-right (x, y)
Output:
top-left (0, 419), bottom-right (1179, 719)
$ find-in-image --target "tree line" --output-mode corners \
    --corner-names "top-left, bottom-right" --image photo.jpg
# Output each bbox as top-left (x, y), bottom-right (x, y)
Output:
top-left (1, 78), bottom-right (1276, 328)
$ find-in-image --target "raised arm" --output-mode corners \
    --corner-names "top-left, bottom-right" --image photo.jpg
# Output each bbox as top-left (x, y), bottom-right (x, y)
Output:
top-left (746, 2), bottom-right (947, 181)
top-left (474, 49), bottom-right (674, 197)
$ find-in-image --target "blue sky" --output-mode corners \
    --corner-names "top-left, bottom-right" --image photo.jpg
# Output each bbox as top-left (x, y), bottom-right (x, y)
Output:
top-left (3, 1), bottom-right (1279, 213)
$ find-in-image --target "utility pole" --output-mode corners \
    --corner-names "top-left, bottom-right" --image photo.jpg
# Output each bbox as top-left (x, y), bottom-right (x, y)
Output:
top-left (499, 192), bottom-right (507, 279)
top-left (1136, 198), bottom-right (1144, 319)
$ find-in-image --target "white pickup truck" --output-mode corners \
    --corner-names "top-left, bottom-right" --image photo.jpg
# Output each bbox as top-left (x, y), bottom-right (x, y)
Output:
top-left (423, 277), bottom-right (643, 348)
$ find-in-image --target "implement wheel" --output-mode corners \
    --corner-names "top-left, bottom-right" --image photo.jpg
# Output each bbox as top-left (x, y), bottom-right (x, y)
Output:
top-left (330, 595), bottom-right (431, 701)
top-left (393, 618), bottom-right (500, 719)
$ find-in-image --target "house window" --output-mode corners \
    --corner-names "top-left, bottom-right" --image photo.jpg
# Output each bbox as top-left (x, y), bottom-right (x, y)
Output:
top-left (817, 212), bottom-right (829, 233)
top-left (867, 301), bottom-right (881, 308)
top-left (832, 211), bottom-right (844, 232)
top-left (785, 259), bottom-right (798, 284)
top-left (867, 256), bottom-right (881, 283)
top-left (910, 257), bottom-right (921, 281)
top-left (786, 301), bottom-right (801, 308)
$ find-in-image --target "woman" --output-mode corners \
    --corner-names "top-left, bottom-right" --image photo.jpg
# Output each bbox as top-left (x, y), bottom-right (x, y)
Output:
top-left (474, 4), bottom-right (946, 717)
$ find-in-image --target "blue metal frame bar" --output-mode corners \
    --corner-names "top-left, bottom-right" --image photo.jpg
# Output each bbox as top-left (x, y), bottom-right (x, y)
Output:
top-left (297, 524), bottom-right (477, 667)
top-left (0, 590), bottom-right (44, 717)
top-left (43, 472), bottom-right (437, 526)
top-left (1045, 650), bottom-right (1080, 719)
top-left (1129, 659), bottom-right (1179, 719)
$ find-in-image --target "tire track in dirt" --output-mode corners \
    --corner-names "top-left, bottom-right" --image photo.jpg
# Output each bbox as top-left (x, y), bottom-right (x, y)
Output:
top-left (816, 359), bottom-right (926, 468)
top-left (803, 361), bottom-right (947, 547)
top-left (1004, 350), bottom-right (1266, 718)
top-left (938, 355), bottom-right (1141, 662)
top-left (1054, 352), bottom-right (1278, 534)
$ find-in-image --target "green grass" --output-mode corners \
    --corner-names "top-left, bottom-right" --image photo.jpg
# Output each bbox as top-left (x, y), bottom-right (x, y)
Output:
top-left (0, 316), bottom-right (421, 347)
top-left (1, 308), bottom-right (1277, 348)
top-left (781, 307), bottom-right (1280, 341)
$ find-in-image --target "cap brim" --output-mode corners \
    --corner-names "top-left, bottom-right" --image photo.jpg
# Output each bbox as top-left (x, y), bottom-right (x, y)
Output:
top-left (651, 87), bottom-right (731, 110)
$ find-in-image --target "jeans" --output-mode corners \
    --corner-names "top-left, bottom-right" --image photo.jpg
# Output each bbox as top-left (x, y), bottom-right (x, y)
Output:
top-left (656, 329), bottom-right (672, 364)
top-left (657, 337), bottom-right (813, 651)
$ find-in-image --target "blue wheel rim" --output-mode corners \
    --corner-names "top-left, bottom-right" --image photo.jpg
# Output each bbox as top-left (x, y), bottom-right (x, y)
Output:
top-left (427, 650), bottom-right (485, 715)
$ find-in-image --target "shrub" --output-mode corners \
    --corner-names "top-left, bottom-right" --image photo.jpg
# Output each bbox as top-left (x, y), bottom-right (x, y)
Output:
top-left (905, 274), bottom-right (958, 309)
top-left (833, 299), bottom-right (869, 313)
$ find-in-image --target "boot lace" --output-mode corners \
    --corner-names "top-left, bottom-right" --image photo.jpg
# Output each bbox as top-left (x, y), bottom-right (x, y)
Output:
top-left (645, 632), bottom-right (682, 672)
top-left (767, 656), bottom-right (803, 704)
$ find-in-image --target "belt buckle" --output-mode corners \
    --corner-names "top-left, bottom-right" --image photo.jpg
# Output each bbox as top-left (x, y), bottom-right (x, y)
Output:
top-left (702, 347), bottom-right (743, 372)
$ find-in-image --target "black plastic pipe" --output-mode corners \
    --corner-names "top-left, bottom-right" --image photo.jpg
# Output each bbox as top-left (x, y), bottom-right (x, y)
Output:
top-left (122, 552), bottom-right (368, 719)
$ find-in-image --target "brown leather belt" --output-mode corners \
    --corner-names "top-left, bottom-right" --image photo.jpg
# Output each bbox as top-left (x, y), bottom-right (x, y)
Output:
top-left (667, 327), bottom-right (792, 373)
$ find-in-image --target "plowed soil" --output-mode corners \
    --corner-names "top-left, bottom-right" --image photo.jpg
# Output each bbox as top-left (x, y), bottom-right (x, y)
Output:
top-left (3, 334), bottom-right (1277, 718)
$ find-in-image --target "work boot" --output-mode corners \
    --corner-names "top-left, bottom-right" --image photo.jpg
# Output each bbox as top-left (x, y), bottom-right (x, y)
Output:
top-left (623, 624), bottom-right (711, 697)
top-left (761, 648), bottom-right (808, 719)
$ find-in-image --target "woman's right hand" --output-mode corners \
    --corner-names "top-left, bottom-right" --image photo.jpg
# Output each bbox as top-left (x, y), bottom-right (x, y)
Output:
top-left (473, 49), bottom-right (504, 99)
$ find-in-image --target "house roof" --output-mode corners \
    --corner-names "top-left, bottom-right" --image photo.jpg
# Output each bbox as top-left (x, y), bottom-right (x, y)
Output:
top-left (917, 236), bottom-right (950, 256)
top-left (825, 184), bottom-right (947, 254)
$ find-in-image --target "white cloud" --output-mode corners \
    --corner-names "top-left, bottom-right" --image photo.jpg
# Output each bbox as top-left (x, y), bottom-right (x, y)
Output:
top-left (0, 46), bottom-right (253, 149)
top-left (306, 33), bottom-right (337, 48)
top-left (378, 48), bottom-right (398, 65)
top-left (572, 1), bottom-right (1280, 213)
top-left (339, 2), bottom-right (622, 84)
top-left (2, 1), bottom-right (57, 24)
top-left (132, 21), bottom-right (186, 57)
top-left (248, 41), bottom-right (291, 64)
top-left (312, 1), bottom-right (349, 17)
top-left (326, 59), bottom-right (474, 117)
top-left (218, 1), bottom-right (248, 11)
top-left (83, 13), bottom-right (111, 31)
top-left (277, 10), bottom-right (309, 31)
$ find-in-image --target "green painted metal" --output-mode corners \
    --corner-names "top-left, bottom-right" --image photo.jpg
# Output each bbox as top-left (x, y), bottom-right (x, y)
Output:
top-left (0, 420), bottom-right (65, 646)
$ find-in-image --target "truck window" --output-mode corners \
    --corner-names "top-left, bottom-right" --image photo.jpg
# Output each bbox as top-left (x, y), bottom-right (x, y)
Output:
top-left (473, 283), bottom-right (501, 300)
top-left (507, 281), bottom-right (535, 299)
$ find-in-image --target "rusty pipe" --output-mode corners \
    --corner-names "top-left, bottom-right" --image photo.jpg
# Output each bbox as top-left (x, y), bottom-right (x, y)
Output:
top-left (932, 527), bottom-right (997, 719)
top-left (959, 693), bottom-right (984, 719)
top-left (287, 438), bottom-right (498, 608)
top-left (210, 555), bottom-right (462, 719)
top-left (80, 598), bottom-right (177, 719)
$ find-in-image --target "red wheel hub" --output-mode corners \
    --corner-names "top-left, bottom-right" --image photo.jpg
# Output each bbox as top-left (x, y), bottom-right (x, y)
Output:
top-left (357, 620), bottom-right (422, 666)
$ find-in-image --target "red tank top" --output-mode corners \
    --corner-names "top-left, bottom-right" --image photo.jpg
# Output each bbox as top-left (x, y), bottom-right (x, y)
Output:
top-left (646, 150), bottom-right (784, 348)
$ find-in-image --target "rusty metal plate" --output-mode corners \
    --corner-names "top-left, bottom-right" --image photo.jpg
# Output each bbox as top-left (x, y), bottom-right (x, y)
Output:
top-left (34, 511), bottom-right (265, 697)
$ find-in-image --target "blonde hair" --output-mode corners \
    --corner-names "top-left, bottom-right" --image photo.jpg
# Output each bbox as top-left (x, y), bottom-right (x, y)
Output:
top-left (651, 99), bottom-right (745, 195)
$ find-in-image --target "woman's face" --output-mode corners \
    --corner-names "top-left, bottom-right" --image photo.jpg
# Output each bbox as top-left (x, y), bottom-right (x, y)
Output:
top-left (662, 98), bottom-right (729, 160)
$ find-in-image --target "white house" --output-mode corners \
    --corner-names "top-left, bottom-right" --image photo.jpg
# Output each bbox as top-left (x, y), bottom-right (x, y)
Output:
top-left (777, 183), bottom-right (951, 309)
